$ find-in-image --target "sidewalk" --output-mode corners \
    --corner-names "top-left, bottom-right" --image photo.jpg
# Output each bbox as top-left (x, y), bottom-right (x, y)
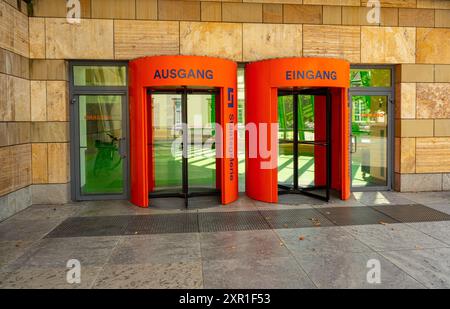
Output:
top-left (0, 191), bottom-right (449, 289)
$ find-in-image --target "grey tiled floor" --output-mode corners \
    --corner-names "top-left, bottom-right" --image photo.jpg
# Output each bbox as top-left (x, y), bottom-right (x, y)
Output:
top-left (0, 191), bottom-right (450, 289)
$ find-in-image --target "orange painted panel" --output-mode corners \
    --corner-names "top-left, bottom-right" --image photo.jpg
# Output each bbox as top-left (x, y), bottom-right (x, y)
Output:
top-left (129, 56), bottom-right (238, 207)
top-left (245, 57), bottom-right (350, 203)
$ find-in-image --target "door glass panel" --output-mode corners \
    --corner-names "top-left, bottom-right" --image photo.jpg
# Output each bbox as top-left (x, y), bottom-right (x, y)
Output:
top-left (79, 95), bottom-right (124, 194)
top-left (278, 95), bottom-right (294, 187)
top-left (187, 94), bottom-right (216, 191)
top-left (351, 95), bottom-right (388, 187)
top-left (297, 95), bottom-right (315, 187)
top-left (151, 94), bottom-right (183, 192)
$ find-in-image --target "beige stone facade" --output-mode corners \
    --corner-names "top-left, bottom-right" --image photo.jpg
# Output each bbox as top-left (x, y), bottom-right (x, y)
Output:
top-left (1, 0), bottom-right (449, 219)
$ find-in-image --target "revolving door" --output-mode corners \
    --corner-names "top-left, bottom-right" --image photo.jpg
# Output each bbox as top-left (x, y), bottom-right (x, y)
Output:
top-left (149, 88), bottom-right (220, 207)
top-left (277, 89), bottom-right (332, 201)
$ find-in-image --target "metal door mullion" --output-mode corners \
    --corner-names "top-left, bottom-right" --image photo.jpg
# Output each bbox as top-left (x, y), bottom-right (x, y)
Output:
top-left (293, 94), bottom-right (299, 190)
top-left (182, 88), bottom-right (189, 208)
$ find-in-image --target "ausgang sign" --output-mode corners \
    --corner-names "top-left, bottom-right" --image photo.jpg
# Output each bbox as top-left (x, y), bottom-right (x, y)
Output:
top-left (153, 68), bottom-right (214, 80)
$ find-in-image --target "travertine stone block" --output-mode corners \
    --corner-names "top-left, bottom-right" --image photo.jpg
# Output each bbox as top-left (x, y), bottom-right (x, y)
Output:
top-left (435, 10), bottom-right (450, 28)
top-left (0, 146), bottom-right (13, 196)
top-left (136, 0), bottom-right (158, 20)
top-left (397, 64), bottom-right (434, 83)
top-left (0, 73), bottom-right (13, 121)
top-left (114, 20), bottom-right (179, 59)
top-left (202, 2), bottom-right (222, 22)
top-left (0, 122), bottom-right (7, 146)
top-left (395, 82), bottom-right (416, 119)
top-left (400, 137), bottom-right (416, 173)
top-left (159, 0), bottom-right (200, 21)
top-left (396, 119), bottom-right (434, 137)
top-left (416, 83), bottom-right (450, 119)
top-left (435, 65), bottom-right (450, 83)
top-left (222, 3), bottom-right (262, 23)
top-left (0, 1), bottom-right (14, 53)
top-left (31, 122), bottom-right (69, 143)
top-left (417, 0), bottom-right (450, 9)
top-left (180, 22), bottom-right (242, 61)
top-left (416, 138), bottom-right (450, 173)
top-left (48, 143), bottom-right (69, 183)
top-left (32, 0), bottom-right (68, 17)
top-left (9, 75), bottom-right (30, 121)
top-left (29, 18), bottom-right (45, 59)
top-left (435, 119), bottom-right (450, 137)
top-left (361, 0), bottom-right (416, 8)
top-left (417, 28), bottom-right (450, 64)
top-left (32, 143), bottom-right (48, 183)
top-left (30, 60), bottom-right (68, 81)
top-left (284, 5), bottom-right (322, 24)
top-left (323, 5), bottom-right (341, 25)
top-left (399, 9), bottom-right (434, 27)
top-left (31, 81), bottom-right (47, 121)
top-left (380, 8), bottom-right (399, 26)
top-left (10, 144), bottom-right (32, 190)
top-left (91, 0), bottom-right (136, 19)
top-left (46, 81), bottom-right (68, 121)
top-left (262, 4), bottom-right (282, 23)
top-left (243, 24), bottom-right (302, 61)
top-left (303, 25), bottom-right (360, 62)
top-left (46, 18), bottom-right (114, 59)
top-left (304, 0), bottom-right (358, 4)
top-left (361, 27), bottom-right (415, 63)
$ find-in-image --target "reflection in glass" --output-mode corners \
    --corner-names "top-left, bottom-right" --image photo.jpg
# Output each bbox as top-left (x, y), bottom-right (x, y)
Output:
top-left (277, 95), bottom-right (316, 188)
top-left (79, 95), bottom-right (124, 194)
top-left (152, 94), bottom-right (183, 192)
top-left (74, 66), bottom-right (126, 86)
top-left (350, 69), bottom-right (391, 88)
top-left (187, 94), bottom-right (216, 191)
top-left (351, 95), bottom-right (388, 187)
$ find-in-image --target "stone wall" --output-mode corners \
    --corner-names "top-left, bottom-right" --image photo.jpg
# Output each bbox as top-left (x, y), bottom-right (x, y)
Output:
top-left (0, 0), bottom-right (31, 220)
top-left (0, 0), bottom-right (448, 216)
top-left (27, 0), bottom-right (450, 194)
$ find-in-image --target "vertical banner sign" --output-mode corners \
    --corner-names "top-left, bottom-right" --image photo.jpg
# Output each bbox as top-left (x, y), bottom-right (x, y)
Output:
top-left (227, 88), bottom-right (235, 182)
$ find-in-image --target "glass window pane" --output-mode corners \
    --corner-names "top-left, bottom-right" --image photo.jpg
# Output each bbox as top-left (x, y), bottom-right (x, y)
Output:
top-left (350, 69), bottom-right (391, 88)
top-left (79, 95), bottom-right (124, 195)
top-left (187, 94), bottom-right (216, 191)
top-left (74, 65), bottom-right (126, 86)
top-left (151, 94), bottom-right (183, 192)
top-left (351, 95), bottom-right (388, 187)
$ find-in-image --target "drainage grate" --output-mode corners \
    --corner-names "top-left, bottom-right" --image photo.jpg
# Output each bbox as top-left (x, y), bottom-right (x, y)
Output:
top-left (45, 215), bottom-right (132, 238)
top-left (43, 204), bottom-right (450, 238)
top-left (259, 209), bottom-right (335, 229)
top-left (125, 213), bottom-right (198, 235)
top-left (198, 211), bottom-right (270, 232)
top-left (316, 207), bottom-right (400, 226)
top-left (371, 204), bottom-right (450, 223)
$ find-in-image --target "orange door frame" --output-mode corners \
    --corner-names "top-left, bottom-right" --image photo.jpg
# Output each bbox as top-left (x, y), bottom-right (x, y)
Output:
top-left (245, 57), bottom-right (351, 203)
top-left (129, 56), bottom-right (238, 207)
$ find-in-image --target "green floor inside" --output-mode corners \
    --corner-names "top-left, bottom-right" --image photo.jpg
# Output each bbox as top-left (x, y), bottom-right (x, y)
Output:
top-left (81, 143), bottom-right (381, 195)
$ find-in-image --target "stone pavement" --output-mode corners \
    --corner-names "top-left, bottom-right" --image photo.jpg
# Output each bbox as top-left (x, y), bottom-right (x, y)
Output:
top-left (0, 191), bottom-right (449, 289)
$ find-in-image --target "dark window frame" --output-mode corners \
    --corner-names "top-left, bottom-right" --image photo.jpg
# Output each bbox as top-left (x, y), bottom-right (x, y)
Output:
top-left (349, 65), bottom-right (395, 192)
top-left (69, 60), bottom-right (130, 201)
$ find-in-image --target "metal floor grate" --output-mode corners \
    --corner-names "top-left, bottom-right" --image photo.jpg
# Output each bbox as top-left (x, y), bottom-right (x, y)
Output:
top-left (371, 204), bottom-right (450, 223)
top-left (44, 204), bottom-right (450, 238)
top-left (198, 211), bottom-right (270, 232)
top-left (125, 213), bottom-right (198, 235)
top-left (45, 215), bottom-right (132, 238)
top-left (316, 206), bottom-right (400, 226)
top-left (259, 209), bottom-right (335, 229)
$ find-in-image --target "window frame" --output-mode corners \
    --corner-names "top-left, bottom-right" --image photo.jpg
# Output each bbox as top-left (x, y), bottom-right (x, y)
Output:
top-left (349, 65), bottom-right (395, 192)
top-left (69, 60), bottom-right (130, 201)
